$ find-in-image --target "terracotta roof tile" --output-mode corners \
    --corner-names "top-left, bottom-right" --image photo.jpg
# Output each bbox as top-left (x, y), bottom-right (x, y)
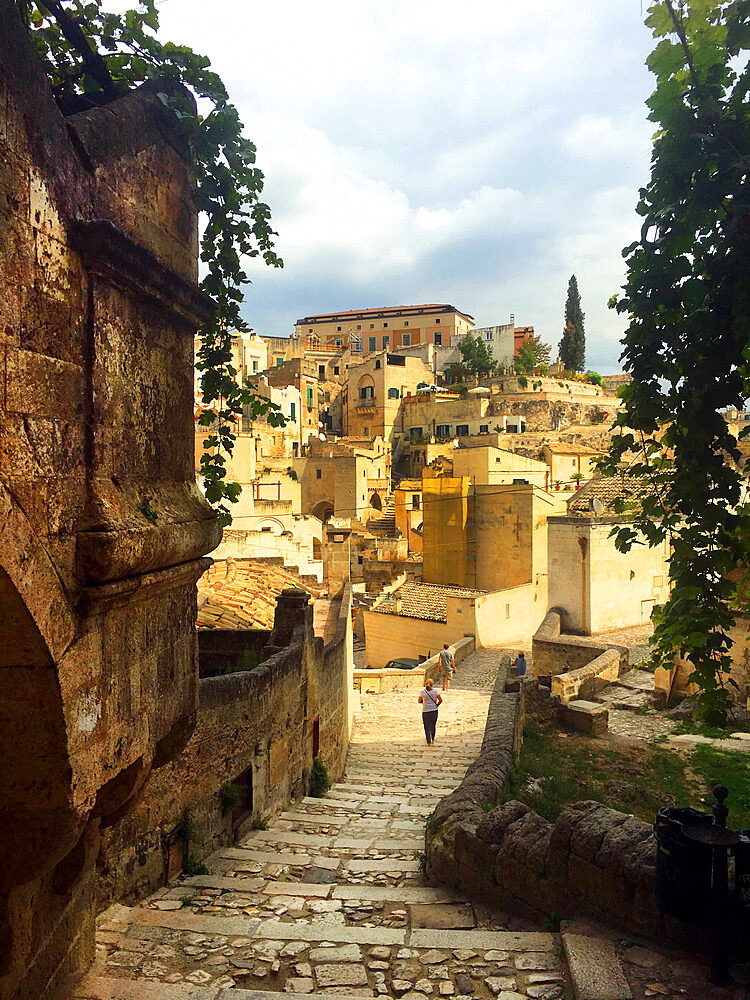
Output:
top-left (371, 581), bottom-right (486, 623)
top-left (197, 558), bottom-right (323, 629)
top-left (567, 472), bottom-right (654, 516)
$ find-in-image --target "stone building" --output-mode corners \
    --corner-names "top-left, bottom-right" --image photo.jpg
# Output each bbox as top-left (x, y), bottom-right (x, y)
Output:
top-left (547, 474), bottom-right (671, 633)
top-left (345, 350), bottom-right (435, 443)
top-left (0, 8), bottom-right (220, 997)
top-left (295, 303), bottom-right (475, 356)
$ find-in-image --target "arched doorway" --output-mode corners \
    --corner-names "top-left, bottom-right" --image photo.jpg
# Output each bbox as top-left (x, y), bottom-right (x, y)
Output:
top-left (369, 493), bottom-right (382, 511)
top-left (312, 537), bottom-right (322, 560)
top-left (312, 499), bottom-right (335, 524)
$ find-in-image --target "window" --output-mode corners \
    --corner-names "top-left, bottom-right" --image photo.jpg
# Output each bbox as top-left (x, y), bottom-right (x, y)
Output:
top-left (513, 478), bottom-right (529, 485)
top-left (252, 360), bottom-right (258, 372)
top-left (335, 338), bottom-right (342, 347)
top-left (382, 335), bottom-right (389, 348)
top-left (436, 424), bottom-right (450, 438)
top-left (261, 526), bottom-right (271, 532)
top-left (404, 320), bottom-right (409, 327)
top-left (290, 402), bottom-right (296, 421)
top-left (307, 386), bottom-right (313, 407)
top-left (402, 333), bottom-right (411, 346)
top-left (375, 360), bottom-right (381, 369)
top-left (359, 385), bottom-right (374, 399)
top-left (505, 604), bottom-right (511, 619)
top-left (337, 326), bottom-right (342, 332)
top-left (316, 468), bottom-right (322, 479)
top-left (363, 469), bottom-right (366, 478)
top-left (368, 336), bottom-right (376, 352)
top-left (388, 387), bottom-right (399, 399)
top-left (357, 324), bottom-right (361, 331)
top-left (370, 323), bottom-right (375, 329)
top-left (480, 424), bottom-right (489, 433)
top-left (434, 332), bottom-right (442, 346)
top-left (363, 426), bottom-right (369, 435)
top-left (412, 494), bottom-right (420, 510)
top-left (383, 322), bottom-right (388, 328)
top-left (358, 555), bottom-right (364, 565)
top-left (276, 357), bottom-right (283, 365)
top-left (436, 317), bottom-right (441, 324)
top-left (456, 424), bottom-right (469, 436)
top-left (318, 364), bottom-right (325, 379)
top-left (485, 331), bottom-right (493, 341)
top-left (333, 366), bottom-right (339, 375)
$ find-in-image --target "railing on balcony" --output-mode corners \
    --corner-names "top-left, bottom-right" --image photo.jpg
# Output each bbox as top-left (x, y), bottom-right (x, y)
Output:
top-left (355, 396), bottom-right (377, 409)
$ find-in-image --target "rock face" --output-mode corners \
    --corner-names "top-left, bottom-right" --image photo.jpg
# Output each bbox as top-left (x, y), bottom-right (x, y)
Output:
top-left (0, 5), bottom-right (219, 997)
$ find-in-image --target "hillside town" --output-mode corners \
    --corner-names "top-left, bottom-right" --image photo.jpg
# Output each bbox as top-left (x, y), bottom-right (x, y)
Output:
top-left (1, 3), bottom-right (749, 1000)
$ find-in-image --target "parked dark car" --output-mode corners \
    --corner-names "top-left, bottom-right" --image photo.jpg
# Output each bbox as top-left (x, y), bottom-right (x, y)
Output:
top-left (383, 657), bottom-right (420, 670)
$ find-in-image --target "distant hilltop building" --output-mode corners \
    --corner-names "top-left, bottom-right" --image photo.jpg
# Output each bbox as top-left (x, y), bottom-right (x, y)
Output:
top-left (294, 303), bottom-right (475, 356)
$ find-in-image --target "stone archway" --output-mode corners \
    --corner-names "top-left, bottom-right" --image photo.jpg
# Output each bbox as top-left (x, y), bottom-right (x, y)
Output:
top-left (369, 493), bottom-right (383, 511)
top-left (312, 499), bottom-right (335, 523)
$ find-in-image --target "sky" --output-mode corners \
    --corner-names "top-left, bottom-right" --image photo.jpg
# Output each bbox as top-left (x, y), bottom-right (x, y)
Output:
top-left (154, 0), bottom-right (657, 372)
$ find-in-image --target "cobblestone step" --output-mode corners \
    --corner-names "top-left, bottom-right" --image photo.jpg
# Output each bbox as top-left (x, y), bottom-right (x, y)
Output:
top-left (81, 653), bottom-right (576, 998)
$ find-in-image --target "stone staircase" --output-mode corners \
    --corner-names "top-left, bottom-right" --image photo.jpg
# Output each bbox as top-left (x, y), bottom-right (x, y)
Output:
top-left (70, 672), bottom-right (648, 1000)
top-left (367, 496), bottom-right (396, 535)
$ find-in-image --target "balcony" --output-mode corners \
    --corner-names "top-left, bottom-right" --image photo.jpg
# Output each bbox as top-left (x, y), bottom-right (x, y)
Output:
top-left (355, 396), bottom-right (377, 410)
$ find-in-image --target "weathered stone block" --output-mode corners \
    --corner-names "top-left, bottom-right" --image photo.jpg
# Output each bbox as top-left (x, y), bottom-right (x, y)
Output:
top-left (560, 700), bottom-right (608, 736)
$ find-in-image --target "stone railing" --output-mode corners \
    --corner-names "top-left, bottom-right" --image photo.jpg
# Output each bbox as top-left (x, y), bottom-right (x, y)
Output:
top-left (353, 636), bottom-right (475, 694)
top-left (550, 648), bottom-right (621, 702)
top-left (425, 665), bottom-right (685, 945)
top-left (532, 608), bottom-right (629, 676)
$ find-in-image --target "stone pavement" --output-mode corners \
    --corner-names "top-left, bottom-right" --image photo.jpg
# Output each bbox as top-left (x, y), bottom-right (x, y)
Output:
top-left (71, 648), bottom-right (569, 1000)
top-left (69, 647), bottom-right (746, 1000)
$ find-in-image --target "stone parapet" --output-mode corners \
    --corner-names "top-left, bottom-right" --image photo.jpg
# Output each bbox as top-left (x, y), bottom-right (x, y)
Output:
top-left (425, 662), bottom-right (694, 946)
top-left (533, 609), bottom-right (629, 677)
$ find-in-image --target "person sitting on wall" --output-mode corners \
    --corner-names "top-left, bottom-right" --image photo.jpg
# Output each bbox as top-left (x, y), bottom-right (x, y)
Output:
top-left (513, 651), bottom-right (527, 677)
top-left (438, 643), bottom-right (456, 691)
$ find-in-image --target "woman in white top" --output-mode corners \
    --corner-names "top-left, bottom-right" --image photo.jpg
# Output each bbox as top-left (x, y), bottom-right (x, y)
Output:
top-left (418, 678), bottom-right (442, 745)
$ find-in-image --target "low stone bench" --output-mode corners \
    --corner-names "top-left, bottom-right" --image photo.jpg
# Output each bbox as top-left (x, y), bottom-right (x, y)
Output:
top-left (561, 699), bottom-right (608, 736)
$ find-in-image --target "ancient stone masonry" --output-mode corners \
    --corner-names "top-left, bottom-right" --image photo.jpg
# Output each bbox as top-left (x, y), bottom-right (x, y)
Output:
top-left (0, 6), bottom-right (220, 997)
top-left (98, 586), bottom-right (354, 907)
top-left (424, 667), bottom-right (699, 948)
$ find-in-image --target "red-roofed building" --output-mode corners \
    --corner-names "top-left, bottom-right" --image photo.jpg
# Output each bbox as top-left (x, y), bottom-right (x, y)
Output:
top-left (294, 303), bottom-right (474, 357)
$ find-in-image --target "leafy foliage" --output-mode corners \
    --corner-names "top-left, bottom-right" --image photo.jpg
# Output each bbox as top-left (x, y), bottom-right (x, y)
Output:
top-left (514, 334), bottom-right (552, 374)
top-left (601, 0), bottom-right (750, 725)
top-left (559, 275), bottom-right (586, 371)
top-left (309, 757), bottom-right (332, 798)
top-left (21, 0), bottom-right (284, 526)
top-left (219, 782), bottom-right (242, 814)
top-left (457, 333), bottom-right (497, 375)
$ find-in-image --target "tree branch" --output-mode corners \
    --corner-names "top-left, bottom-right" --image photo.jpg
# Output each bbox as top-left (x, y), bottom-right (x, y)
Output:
top-left (664, 0), bottom-right (701, 95)
top-left (38, 0), bottom-right (120, 100)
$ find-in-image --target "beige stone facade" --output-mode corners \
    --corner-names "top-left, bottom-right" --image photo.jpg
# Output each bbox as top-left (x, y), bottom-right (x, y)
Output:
top-left (452, 445), bottom-right (551, 489)
top-left (345, 350), bottom-right (434, 444)
top-left (295, 303), bottom-right (475, 356)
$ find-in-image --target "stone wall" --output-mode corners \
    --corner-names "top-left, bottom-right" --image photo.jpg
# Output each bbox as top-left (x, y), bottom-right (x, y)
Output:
top-left (0, 8), bottom-right (219, 998)
top-left (532, 609), bottom-right (629, 677)
top-left (98, 586), bottom-right (353, 905)
top-left (425, 666), bottom-right (685, 945)
top-left (354, 636), bottom-right (475, 693)
top-left (550, 649), bottom-right (621, 702)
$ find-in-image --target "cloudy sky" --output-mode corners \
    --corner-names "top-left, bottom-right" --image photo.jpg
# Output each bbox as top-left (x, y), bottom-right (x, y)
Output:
top-left (156, 0), bottom-right (657, 372)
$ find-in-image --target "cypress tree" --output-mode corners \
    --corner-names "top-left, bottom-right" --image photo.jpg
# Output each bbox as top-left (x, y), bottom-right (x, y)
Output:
top-left (559, 274), bottom-right (585, 371)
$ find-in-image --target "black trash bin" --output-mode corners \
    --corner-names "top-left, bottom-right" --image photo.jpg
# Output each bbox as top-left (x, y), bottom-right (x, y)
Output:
top-left (654, 806), bottom-right (714, 920)
top-left (735, 831), bottom-right (750, 918)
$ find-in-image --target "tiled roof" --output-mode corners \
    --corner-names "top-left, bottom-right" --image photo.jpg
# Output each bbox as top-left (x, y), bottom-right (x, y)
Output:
top-left (371, 581), bottom-right (486, 622)
top-left (544, 441), bottom-right (599, 455)
top-left (567, 472), bottom-right (653, 516)
top-left (197, 558), bottom-right (323, 630)
top-left (296, 304), bottom-right (474, 323)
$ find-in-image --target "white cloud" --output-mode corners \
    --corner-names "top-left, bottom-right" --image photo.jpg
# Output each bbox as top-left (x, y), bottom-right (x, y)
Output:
top-left (129, 0), bottom-right (659, 369)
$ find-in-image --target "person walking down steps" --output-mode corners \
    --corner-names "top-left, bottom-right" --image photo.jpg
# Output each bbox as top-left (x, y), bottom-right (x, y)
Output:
top-left (418, 678), bottom-right (442, 745)
top-left (439, 643), bottom-right (456, 690)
